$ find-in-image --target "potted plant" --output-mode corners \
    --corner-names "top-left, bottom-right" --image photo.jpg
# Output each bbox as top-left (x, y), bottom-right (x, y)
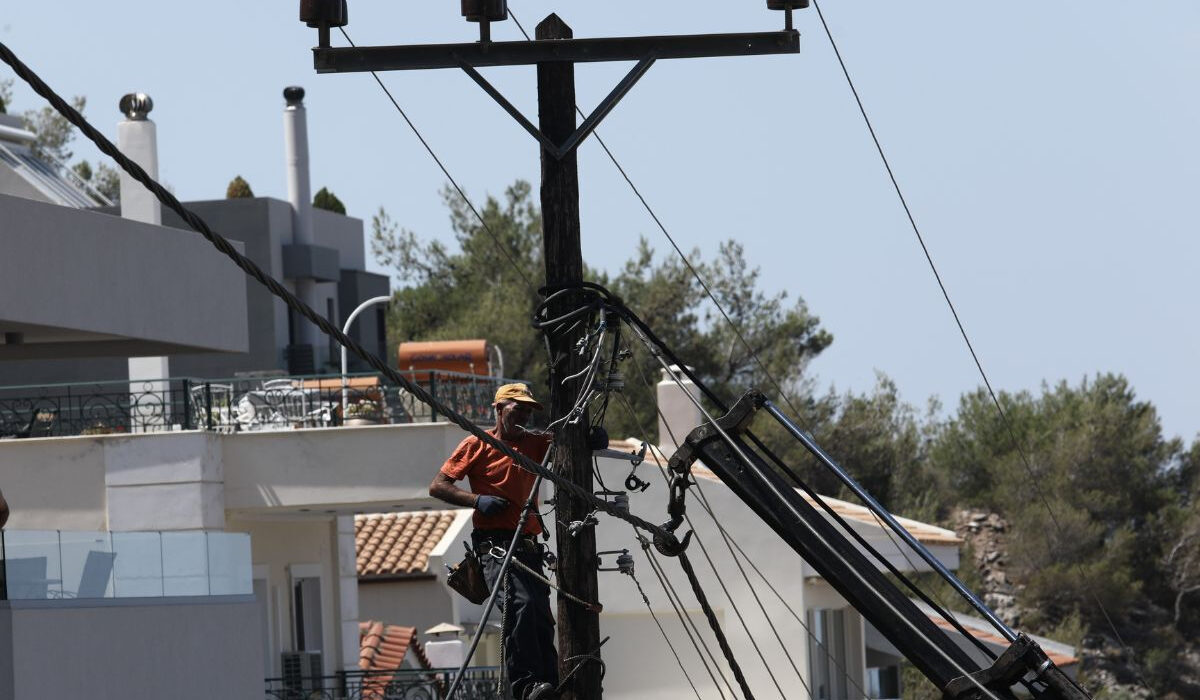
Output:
top-left (344, 399), bottom-right (382, 426)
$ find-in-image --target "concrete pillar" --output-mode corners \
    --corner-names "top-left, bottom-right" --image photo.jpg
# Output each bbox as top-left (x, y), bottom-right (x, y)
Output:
top-left (333, 515), bottom-right (361, 672)
top-left (283, 86), bottom-right (320, 356)
top-left (119, 93), bottom-right (171, 425)
top-left (656, 365), bottom-right (704, 457)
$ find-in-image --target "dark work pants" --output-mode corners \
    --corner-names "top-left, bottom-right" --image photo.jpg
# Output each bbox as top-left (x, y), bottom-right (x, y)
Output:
top-left (474, 531), bottom-right (558, 699)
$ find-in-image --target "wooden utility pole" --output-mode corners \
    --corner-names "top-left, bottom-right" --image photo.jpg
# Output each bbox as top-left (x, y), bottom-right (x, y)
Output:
top-left (308, 10), bottom-right (802, 698)
top-left (536, 14), bottom-right (602, 700)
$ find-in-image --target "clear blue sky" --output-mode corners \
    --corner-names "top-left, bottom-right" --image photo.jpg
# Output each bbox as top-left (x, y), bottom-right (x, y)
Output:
top-left (4, 2), bottom-right (1198, 441)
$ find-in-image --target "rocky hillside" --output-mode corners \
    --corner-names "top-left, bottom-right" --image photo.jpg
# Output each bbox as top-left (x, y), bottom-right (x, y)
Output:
top-left (951, 509), bottom-right (1170, 699)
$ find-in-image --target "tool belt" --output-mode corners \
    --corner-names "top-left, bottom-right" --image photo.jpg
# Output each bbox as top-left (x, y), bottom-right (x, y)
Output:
top-left (471, 529), bottom-right (541, 556)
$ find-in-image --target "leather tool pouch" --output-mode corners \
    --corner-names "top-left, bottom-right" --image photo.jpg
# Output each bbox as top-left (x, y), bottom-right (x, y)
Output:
top-left (446, 542), bottom-right (489, 605)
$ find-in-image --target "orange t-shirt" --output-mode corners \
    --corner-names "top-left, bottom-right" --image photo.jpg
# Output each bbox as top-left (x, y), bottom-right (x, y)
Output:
top-left (440, 429), bottom-right (552, 534)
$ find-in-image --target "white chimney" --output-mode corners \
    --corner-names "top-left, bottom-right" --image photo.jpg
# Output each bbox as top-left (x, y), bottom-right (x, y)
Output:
top-left (117, 93), bottom-right (161, 225)
top-left (283, 86), bottom-right (314, 246)
top-left (657, 365), bottom-right (704, 457)
top-left (283, 86), bottom-right (320, 352)
top-left (120, 93), bottom-right (169, 407)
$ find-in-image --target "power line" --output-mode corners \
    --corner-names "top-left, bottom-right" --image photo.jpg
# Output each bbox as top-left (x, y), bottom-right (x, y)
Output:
top-left (627, 565), bottom-right (706, 700)
top-left (615, 372), bottom-right (812, 698)
top-left (338, 28), bottom-right (538, 295)
top-left (809, 2), bottom-right (1143, 691)
top-left (640, 531), bottom-right (736, 699)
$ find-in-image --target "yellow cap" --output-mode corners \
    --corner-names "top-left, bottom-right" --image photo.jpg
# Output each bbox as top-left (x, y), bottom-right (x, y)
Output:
top-left (493, 383), bottom-right (544, 411)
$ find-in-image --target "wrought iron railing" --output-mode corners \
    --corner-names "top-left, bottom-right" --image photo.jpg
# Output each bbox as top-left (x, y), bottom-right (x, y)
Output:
top-left (0, 371), bottom-right (519, 439)
top-left (264, 667), bottom-right (502, 700)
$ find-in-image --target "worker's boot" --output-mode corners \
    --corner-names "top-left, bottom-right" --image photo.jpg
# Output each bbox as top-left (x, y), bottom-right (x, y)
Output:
top-left (525, 681), bottom-right (557, 700)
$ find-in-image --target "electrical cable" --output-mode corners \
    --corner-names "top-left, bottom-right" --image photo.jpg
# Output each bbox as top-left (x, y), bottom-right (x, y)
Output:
top-left (614, 388), bottom-right (807, 700)
top-left (337, 28), bottom-right (537, 295)
top-left (677, 550), bottom-right (757, 700)
top-left (542, 282), bottom-right (1006, 690)
top-left (0, 40), bottom-right (673, 549)
top-left (619, 347), bottom-right (855, 698)
top-left (627, 564), bottom-right (706, 700)
top-left (809, 2), bottom-right (1138, 691)
top-left (640, 533), bottom-right (735, 699)
top-left (624, 318), bottom-right (1006, 700)
top-left (612, 287), bottom-right (1017, 649)
top-left (510, 7), bottom-right (813, 425)
top-left (530, 2), bottom-right (1059, 680)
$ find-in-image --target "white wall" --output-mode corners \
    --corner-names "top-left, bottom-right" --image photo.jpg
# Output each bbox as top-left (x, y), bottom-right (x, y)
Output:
top-left (0, 436), bottom-right (108, 530)
top-left (229, 517), bottom-right (340, 677)
top-left (0, 597), bottom-right (262, 700)
top-left (221, 423), bottom-right (465, 513)
top-left (592, 467), bottom-right (814, 699)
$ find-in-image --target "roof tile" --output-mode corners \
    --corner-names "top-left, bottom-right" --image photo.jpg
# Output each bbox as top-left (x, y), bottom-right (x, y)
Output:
top-left (355, 510), bottom-right (462, 578)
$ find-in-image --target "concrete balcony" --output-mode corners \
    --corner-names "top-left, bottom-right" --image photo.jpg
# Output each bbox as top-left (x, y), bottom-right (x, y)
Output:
top-left (0, 192), bottom-right (248, 360)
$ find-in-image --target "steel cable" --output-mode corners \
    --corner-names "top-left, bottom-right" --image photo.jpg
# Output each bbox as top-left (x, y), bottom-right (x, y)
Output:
top-left (0, 40), bottom-right (672, 548)
top-left (677, 551), bottom-right (756, 700)
top-left (614, 388), bottom-right (804, 700)
top-left (624, 317), bottom-right (1006, 700)
top-left (627, 564), bottom-right (706, 700)
top-left (640, 533), bottom-right (735, 700)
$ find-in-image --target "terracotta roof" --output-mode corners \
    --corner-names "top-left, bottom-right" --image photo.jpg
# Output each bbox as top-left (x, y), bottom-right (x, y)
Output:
top-left (356, 510), bottom-right (461, 578)
top-left (921, 607), bottom-right (1079, 669)
top-left (358, 621), bottom-right (434, 697)
top-left (611, 438), bottom-right (961, 547)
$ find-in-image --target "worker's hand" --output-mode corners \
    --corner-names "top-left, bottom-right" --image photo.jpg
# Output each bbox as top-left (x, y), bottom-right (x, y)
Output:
top-left (474, 495), bottom-right (509, 516)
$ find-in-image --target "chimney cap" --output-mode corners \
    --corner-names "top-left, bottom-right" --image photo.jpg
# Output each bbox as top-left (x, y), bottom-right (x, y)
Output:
top-left (283, 86), bottom-right (306, 106)
top-left (118, 93), bottom-right (153, 120)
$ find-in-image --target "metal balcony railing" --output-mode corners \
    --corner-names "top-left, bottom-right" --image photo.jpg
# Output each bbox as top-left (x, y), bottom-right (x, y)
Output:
top-left (0, 370), bottom-right (521, 439)
top-left (264, 667), bottom-right (502, 700)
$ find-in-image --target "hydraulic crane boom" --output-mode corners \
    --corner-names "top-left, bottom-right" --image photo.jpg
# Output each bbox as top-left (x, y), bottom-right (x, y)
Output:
top-left (657, 389), bottom-right (1091, 700)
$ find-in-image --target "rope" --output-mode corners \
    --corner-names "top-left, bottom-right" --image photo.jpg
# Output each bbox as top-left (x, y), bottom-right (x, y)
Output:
top-left (677, 552), bottom-right (756, 700)
top-left (0, 39), bottom-right (670, 547)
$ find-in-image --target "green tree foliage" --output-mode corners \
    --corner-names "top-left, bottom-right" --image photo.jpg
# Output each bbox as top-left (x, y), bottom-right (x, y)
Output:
top-left (0, 78), bottom-right (12, 114)
top-left (226, 175), bottom-right (254, 199)
top-left (14, 92), bottom-right (118, 205)
top-left (927, 374), bottom-right (1184, 634)
top-left (71, 160), bottom-right (121, 205)
top-left (372, 181), bottom-right (551, 401)
top-left (372, 180), bottom-right (832, 443)
top-left (605, 237), bottom-right (832, 442)
top-left (313, 186), bottom-right (346, 214)
top-left (24, 95), bottom-right (86, 163)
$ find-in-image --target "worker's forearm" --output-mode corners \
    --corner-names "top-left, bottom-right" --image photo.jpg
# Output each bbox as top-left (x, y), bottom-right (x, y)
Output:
top-left (430, 478), bottom-right (477, 509)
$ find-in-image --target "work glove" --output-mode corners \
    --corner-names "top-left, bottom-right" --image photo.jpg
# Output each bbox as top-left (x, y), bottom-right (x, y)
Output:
top-left (474, 495), bottom-right (509, 516)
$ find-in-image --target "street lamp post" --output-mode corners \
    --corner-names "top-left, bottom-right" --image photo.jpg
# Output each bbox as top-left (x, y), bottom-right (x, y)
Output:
top-left (341, 295), bottom-right (391, 420)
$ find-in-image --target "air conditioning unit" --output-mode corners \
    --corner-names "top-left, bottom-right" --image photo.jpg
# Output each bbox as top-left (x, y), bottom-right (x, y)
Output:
top-left (281, 651), bottom-right (324, 695)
